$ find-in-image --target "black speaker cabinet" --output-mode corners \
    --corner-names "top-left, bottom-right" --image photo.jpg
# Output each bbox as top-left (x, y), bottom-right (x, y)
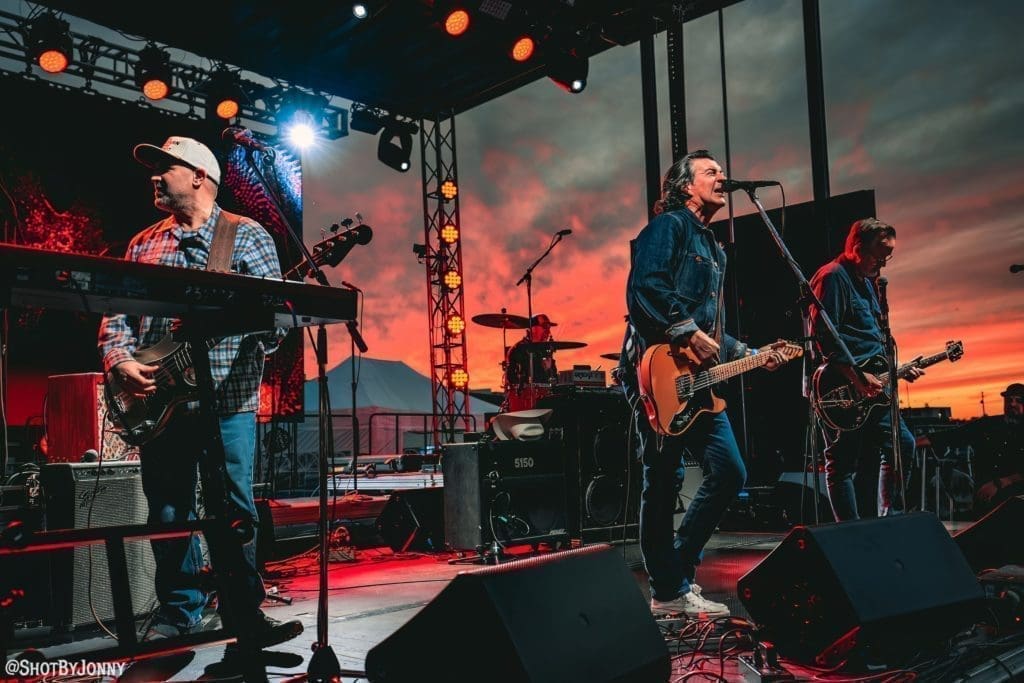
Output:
top-left (538, 389), bottom-right (638, 542)
top-left (40, 461), bottom-right (158, 630)
top-left (442, 440), bottom-right (568, 551)
top-left (365, 544), bottom-right (670, 683)
top-left (376, 488), bottom-right (445, 553)
top-left (955, 495), bottom-right (1024, 573)
top-left (738, 512), bottom-right (984, 665)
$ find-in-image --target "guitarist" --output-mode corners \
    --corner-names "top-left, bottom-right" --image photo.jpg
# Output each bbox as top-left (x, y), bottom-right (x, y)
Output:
top-left (809, 218), bottom-right (922, 521)
top-left (618, 150), bottom-right (785, 620)
top-left (97, 136), bottom-right (301, 647)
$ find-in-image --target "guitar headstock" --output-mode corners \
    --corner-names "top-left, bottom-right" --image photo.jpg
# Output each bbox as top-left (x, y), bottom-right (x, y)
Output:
top-left (761, 340), bottom-right (804, 362)
top-left (946, 340), bottom-right (964, 362)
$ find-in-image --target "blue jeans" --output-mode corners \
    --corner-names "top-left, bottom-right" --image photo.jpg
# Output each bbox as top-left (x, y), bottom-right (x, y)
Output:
top-left (625, 382), bottom-right (746, 601)
top-left (140, 411), bottom-right (265, 627)
top-left (822, 408), bottom-right (916, 521)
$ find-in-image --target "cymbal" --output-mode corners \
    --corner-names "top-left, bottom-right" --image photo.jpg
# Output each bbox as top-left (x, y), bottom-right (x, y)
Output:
top-left (522, 340), bottom-right (588, 352)
top-left (600, 353), bottom-right (621, 361)
top-left (472, 312), bottom-right (530, 329)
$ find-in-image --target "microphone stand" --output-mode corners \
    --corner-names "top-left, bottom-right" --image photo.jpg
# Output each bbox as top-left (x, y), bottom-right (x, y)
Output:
top-left (735, 188), bottom-right (867, 524)
top-left (515, 231), bottom-right (569, 389)
top-left (237, 144), bottom-right (355, 681)
top-left (875, 277), bottom-right (905, 515)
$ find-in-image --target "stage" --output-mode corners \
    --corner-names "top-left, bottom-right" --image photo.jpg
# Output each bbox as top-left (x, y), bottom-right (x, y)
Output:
top-left (6, 515), bottom-right (1022, 682)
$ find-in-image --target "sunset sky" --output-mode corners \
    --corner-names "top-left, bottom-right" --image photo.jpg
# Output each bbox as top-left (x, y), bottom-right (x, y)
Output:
top-left (293, 0), bottom-right (1023, 420)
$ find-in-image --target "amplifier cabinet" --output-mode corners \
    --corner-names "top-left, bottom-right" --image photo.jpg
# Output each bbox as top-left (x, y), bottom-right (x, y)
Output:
top-left (46, 372), bottom-right (138, 463)
top-left (442, 440), bottom-right (568, 551)
top-left (40, 461), bottom-right (158, 630)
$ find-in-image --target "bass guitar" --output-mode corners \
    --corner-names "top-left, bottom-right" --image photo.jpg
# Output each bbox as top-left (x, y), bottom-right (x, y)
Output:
top-left (638, 340), bottom-right (803, 437)
top-left (812, 340), bottom-right (964, 432)
top-left (106, 223), bottom-right (363, 445)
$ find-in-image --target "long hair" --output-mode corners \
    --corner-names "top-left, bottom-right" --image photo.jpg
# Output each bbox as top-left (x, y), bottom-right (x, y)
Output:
top-left (842, 218), bottom-right (896, 260)
top-left (652, 149), bottom-right (715, 215)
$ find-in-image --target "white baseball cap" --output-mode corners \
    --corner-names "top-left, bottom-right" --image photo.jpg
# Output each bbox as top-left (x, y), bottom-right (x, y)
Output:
top-left (133, 136), bottom-right (221, 185)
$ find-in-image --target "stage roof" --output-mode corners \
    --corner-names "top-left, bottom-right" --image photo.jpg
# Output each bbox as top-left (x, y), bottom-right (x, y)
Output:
top-left (37, 1), bottom-right (739, 118)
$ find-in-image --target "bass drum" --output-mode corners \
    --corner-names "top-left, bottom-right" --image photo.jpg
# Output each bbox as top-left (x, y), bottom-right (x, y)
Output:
top-left (505, 383), bottom-right (552, 412)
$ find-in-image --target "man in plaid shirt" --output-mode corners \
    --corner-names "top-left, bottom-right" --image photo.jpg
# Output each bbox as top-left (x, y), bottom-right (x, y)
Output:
top-left (98, 136), bottom-right (301, 647)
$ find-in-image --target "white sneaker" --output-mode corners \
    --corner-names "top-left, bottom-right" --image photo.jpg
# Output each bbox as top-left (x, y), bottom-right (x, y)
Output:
top-left (650, 583), bottom-right (730, 619)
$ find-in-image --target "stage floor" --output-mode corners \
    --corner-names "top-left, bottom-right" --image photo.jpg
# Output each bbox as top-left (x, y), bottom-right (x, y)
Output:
top-left (2, 520), bottom-right (998, 681)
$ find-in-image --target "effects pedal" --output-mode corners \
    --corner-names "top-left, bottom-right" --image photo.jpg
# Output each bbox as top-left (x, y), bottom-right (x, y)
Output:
top-left (739, 641), bottom-right (794, 682)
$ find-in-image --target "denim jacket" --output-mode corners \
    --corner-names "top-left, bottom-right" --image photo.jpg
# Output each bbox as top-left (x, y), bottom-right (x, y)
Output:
top-left (621, 209), bottom-right (746, 367)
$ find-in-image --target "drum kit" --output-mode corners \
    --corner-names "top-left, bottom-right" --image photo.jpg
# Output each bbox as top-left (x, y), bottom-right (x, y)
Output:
top-left (471, 310), bottom-right (601, 412)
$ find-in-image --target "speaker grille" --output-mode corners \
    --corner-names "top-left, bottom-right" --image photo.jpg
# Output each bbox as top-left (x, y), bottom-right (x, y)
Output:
top-left (41, 462), bottom-right (158, 630)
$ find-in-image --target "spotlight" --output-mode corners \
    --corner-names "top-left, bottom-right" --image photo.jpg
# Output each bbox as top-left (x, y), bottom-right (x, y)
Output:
top-left (135, 44), bottom-right (173, 100)
top-left (25, 12), bottom-right (73, 74)
top-left (205, 68), bottom-right (245, 121)
top-left (377, 120), bottom-right (416, 173)
top-left (548, 50), bottom-right (589, 94)
top-left (450, 368), bottom-right (469, 389)
top-left (440, 180), bottom-right (458, 200)
top-left (443, 270), bottom-right (462, 290)
top-left (510, 35), bottom-right (536, 62)
top-left (440, 223), bottom-right (459, 244)
top-left (444, 9), bottom-right (471, 36)
top-left (353, 3), bottom-right (369, 19)
top-left (412, 243), bottom-right (428, 259)
top-left (350, 103), bottom-right (387, 135)
top-left (277, 88), bottom-right (329, 142)
top-left (447, 315), bottom-right (465, 335)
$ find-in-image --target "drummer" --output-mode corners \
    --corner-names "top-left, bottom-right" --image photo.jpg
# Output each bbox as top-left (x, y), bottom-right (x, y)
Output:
top-left (505, 314), bottom-right (559, 390)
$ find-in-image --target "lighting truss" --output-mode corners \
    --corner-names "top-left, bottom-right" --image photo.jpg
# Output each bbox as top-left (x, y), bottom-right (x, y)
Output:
top-left (0, 7), bottom-right (347, 139)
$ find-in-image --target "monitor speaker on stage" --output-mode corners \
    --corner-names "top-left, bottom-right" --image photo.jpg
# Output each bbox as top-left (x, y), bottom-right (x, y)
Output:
top-left (364, 544), bottom-right (669, 683)
top-left (376, 488), bottom-right (445, 553)
top-left (442, 439), bottom-right (567, 550)
top-left (738, 512), bottom-right (984, 666)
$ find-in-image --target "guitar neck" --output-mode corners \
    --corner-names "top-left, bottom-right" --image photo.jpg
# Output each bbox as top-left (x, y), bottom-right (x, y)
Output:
top-left (704, 351), bottom-right (773, 385)
top-left (880, 350), bottom-right (951, 385)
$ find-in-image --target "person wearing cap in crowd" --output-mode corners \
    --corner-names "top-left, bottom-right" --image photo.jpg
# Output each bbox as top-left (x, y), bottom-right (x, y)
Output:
top-left (808, 218), bottom-right (923, 521)
top-left (618, 150), bottom-right (786, 621)
top-left (505, 313), bottom-right (560, 392)
top-left (97, 136), bottom-right (301, 647)
top-left (921, 382), bottom-right (1024, 514)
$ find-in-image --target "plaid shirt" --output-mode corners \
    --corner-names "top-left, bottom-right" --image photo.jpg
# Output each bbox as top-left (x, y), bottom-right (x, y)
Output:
top-left (98, 204), bottom-right (286, 414)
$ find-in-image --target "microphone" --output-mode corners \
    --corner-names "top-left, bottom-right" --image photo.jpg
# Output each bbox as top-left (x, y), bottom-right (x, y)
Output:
top-left (1011, 264), bottom-right (1024, 274)
top-left (341, 280), bottom-right (362, 292)
top-left (719, 179), bottom-right (780, 193)
top-left (556, 229), bottom-right (572, 237)
top-left (222, 127), bottom-right (273, 153)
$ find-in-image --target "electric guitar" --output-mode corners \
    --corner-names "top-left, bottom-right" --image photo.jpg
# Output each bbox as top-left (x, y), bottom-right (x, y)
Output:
top-left (106, 225), bottom-right (364, 445)
top-left (638, 340), bottom-right (803, 436)
top-left (812, 340), bottom-right (964, 432)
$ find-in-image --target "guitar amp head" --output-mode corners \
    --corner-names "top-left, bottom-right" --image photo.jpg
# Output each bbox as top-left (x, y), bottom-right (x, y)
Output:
top-left (558, 366), bottom-right (607, 388)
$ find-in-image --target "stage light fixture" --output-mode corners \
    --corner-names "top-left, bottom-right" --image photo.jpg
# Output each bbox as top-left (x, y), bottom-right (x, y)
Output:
top-left (277, 88), bottom-right (329, 143)
top-left (510, 36), bottom-right (535, 62)
top-left (350, 103), bottom-right (387, 135)
top-left (377, 120), bottom-right (416, 172)
top-left (444, 9), bottom-right (471, 36)
top-left (450, 368), bottom-right (469, 389)
top-left (444, 270), bottom-right (462, 290)
top-left (440, 180), bottom-right (458, 200)
top-left (441, 223), bottom-right (459, 244)
top-left (353, 3), bottom-right (369, 19)
top-left (135, 44), bottom-right (173, 100)
top-left (548, 50), bottom-right (589, 94)
top-left (447, 315), bottom-right (465, 335)
top-left (25, 12), bottom-right (73, 74)
top-left (204, 68), bottom-right (245, 121)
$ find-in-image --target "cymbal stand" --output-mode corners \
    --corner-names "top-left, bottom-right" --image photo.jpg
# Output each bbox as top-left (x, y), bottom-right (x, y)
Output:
top-left (515, 230), bottom-right (569, 395)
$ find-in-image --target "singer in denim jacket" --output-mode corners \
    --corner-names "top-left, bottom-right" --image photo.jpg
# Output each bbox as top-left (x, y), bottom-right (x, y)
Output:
top-left (618, 150), bottom-right (783, 619)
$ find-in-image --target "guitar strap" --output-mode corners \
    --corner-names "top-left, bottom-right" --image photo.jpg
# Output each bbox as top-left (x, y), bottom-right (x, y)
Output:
top-left (206, 209), bottom-right (242, 272)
